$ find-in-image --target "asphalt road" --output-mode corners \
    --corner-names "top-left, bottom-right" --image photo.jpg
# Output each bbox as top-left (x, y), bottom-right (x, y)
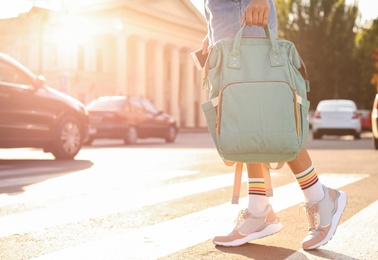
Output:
top-left (0, 130), bottom-right (377, 259)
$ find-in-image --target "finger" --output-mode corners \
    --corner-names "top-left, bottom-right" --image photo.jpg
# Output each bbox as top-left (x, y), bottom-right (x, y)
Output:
top-left (257, 11), bottom-right (263, 26)
top-left (201, 43), bottom-right (208, 54)
top-left (241, 12), bottom-right (246, 26)
top-left (201, 37), bottom-right (209, 54)
top-left (244, 10), bottom-right (253, 26)
top-left (261, 9), bottom-right (270, 27)
top-left (251, 8), bottom-right (259, 26)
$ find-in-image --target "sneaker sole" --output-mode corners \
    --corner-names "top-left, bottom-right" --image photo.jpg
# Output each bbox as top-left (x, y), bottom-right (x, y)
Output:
top-left (213, 222), bottom-right (283, 247)
top-left (304, 191), bottom-right (348, 250)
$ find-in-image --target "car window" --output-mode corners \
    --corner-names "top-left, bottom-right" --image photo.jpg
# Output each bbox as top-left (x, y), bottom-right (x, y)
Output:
top-left (318, 101), bottom-right (356, 110)
top-left (87, 99), bottom-right (125, 111)
top-left (0, 60), bottom-right (33, 86)
top-left (129, 99), bottom-right (145, 114)
top-left (141, 99), bottom-right (159, 114)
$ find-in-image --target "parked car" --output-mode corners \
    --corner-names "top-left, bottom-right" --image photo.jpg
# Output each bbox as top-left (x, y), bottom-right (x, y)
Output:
top-left (85, 96), bottom-right (177, 145)
top-left (0, 52), bottom-right (89, 159)
top-left (359, 109), bottom-right (372, 131)
top-left (371, 93), bottom-right (378, 149)
top-left (312, 99), bottom-right (361, 140)
top-left (307, 110), bottom-right (314, 129)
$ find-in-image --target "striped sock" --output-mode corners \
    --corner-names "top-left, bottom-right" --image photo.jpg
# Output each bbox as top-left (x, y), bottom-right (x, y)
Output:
top-left (248, 178), bottom-right (266, 196)
top-left (295, 165), bottom-right (324, 202)
top-left (248, 178), bottom-right (269, 214)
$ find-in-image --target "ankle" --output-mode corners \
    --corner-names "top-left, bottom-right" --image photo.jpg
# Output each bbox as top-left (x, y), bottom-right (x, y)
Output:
top-left (248, 194), bottom-right (270, 214)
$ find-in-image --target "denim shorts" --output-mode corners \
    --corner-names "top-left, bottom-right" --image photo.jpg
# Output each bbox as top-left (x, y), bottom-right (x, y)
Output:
top-left (204, 0), bottom-right (278, 46)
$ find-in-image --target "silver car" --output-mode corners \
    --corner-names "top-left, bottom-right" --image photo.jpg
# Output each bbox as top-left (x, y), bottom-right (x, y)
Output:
top-left (312, 99), bottom-right (361, 140)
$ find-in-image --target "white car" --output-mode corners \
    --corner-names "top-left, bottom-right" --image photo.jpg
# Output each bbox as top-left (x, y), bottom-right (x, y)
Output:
top-left (312, 99), bottom-right (361, 140)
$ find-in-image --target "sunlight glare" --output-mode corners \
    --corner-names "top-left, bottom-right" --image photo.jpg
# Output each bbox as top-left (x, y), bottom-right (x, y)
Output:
top-left (50, 13), bottom-right (96, 50)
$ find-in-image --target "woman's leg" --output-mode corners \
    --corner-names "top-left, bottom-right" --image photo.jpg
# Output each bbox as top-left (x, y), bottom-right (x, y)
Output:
top-left (287, 148), bottom-right (348, 250)
top-left (246, 163), bottom-right (270, 213)
top-left (213, 162), bottom-right (282, 247)
top-left (287, 148), bottom-right (324, 202)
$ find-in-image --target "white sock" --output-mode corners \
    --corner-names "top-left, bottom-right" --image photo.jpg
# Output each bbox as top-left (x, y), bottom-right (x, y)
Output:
top-left (248, 177), bottom-right (270, 214)
top-left (248, 194), bottom-right (270, 214)
top-left (304, 181), bottom-right (324, 203)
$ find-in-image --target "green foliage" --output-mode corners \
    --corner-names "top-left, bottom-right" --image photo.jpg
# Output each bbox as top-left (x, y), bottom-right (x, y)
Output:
top-left (355, 19), bottom-right (378, 108)
top-left (275, 0), bottom-right (376, 109)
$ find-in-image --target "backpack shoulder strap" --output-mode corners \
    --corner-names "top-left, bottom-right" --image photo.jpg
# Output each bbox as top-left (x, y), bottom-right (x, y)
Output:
top-left (231, 162), bottom-right (279, 204)
top-left (232, 162), bottom-right (244, 204)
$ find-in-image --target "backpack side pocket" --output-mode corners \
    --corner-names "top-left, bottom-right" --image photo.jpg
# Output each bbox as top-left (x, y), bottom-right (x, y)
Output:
top-left (201, 100), bottom-right (221, 156)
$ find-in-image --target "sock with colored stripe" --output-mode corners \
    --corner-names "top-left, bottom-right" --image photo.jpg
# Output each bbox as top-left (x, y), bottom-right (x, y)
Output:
top-left (295, 164), bottom-right (324, 202)
top-left (248, 178), bottom-right (270, 214)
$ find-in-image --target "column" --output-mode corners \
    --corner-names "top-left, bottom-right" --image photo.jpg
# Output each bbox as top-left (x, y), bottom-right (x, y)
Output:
top-left (135, 37), bottom-right (147, 96)
top-left (154, 41), bottom-right (165, 111)
top-left (170, 47), bottom-right (180, 126)
top-left (116, 34), bottom-right (128, 95)
top-left (183, 52), bottom-right (195, 127)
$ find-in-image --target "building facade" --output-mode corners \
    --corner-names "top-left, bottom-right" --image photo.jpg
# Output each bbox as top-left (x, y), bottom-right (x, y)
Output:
top-left (0, 0), bottom-right (208, 128)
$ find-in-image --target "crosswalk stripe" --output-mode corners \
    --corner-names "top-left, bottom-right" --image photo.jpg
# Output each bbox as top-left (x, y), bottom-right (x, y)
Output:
top-left (0, 171), bottom-right (366, 239)
top-left (0, 174), bottom-right (232, 237)
top-left (286, 200), bottom-right (378, 260)
top-left (35, 173), bottom-right (367, 260)
top-left (0, 169), bottom-right (201, 207)
top-left (0, 171), bottom-right (247, 237)
top-left (270, 173), bottom-right (367, 212)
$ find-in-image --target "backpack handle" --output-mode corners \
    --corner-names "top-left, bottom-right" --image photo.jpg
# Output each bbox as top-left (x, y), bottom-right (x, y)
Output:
top-left (228, 23), bottom-right (283, 69)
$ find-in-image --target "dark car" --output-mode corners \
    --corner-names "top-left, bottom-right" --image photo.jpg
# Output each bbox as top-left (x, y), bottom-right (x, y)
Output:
top-left (372, 93), bottom-right (378, 149)
top-left (0, 52), bottom-right (89, 159)
top-left (85, 96), bottom-right (177, 145)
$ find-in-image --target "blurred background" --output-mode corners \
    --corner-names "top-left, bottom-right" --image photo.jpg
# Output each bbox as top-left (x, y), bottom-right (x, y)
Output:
top-left (0, 0), bottom-right (377, 129)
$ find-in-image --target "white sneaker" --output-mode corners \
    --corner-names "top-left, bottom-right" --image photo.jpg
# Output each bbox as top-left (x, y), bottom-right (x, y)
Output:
top-left (213, 204), bottom-right (283, 247)
top-left (302, 185), bottom-right (348, 250)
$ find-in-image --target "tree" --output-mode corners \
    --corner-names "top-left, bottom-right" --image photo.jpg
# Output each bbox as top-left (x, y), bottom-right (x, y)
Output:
top-left (276, 0), bottom-right (359, 108)
top-left (355, 19), bottom-right (378, 108)
top-left (372, 48), bottom-right (378, 90)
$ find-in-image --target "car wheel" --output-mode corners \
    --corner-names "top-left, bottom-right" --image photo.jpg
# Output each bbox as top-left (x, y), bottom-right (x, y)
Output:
top-left (313, 131), bottom-right (322, 140)
top-left (374, 137), bottom-right (378, 150)
top-left (165, 125), bottom-right (177, 143)
top-left (51, 115), bottom-right (83, 160)
top-left (124, 126), bottom-right (138, 144)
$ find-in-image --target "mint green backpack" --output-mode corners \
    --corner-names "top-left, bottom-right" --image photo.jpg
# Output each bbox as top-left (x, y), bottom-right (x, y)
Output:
top-left (201, 24), bottom-right (310, 202)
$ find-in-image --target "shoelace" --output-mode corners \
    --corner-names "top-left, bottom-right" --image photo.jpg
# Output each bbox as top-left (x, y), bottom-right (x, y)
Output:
top-left (233, 209), bottom-right (250, 229)
top-left (300, 203), bottom-right (320, 230)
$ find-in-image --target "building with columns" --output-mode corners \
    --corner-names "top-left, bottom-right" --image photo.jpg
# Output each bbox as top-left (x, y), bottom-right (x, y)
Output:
top-left (0, 0), bottom-right (209, 128)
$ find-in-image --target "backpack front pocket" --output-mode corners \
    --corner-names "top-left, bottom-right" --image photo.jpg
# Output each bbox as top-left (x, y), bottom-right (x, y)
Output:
top-left (217, 81), bottom-right (302, 162)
